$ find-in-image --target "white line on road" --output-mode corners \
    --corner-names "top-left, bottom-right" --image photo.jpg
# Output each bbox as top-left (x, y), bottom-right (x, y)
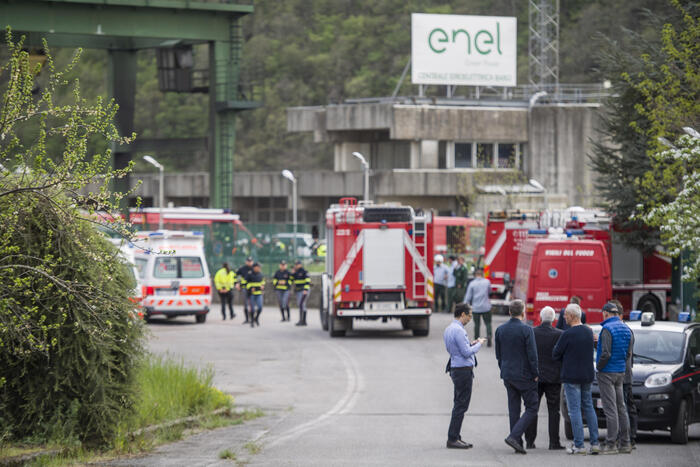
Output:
top-left (263, 341), bottom-right (364, 448)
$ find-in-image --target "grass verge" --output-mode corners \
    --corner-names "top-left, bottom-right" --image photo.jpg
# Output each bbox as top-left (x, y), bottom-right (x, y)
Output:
top-left (0, 355), bottom-right (263, 466)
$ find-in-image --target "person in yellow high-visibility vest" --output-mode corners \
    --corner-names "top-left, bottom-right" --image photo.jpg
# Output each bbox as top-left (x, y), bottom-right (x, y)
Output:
top-left (214, 262), bottom-right (236, 320)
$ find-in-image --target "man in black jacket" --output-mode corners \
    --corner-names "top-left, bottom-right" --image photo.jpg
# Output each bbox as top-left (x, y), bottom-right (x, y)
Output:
top-left (235, 257), bottom-right (254, 324)
top-left (524, 306), bottom-right (564, 450)
top-left (495, 299), bottom-right (539, 455)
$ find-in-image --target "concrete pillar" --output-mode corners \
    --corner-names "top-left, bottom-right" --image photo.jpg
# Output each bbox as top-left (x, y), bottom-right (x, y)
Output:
top-left (409, 141), bottom-right (421, 168)
top-left (108, 49), bottom-right (137, 205)
top-left (420, 140), bottom-right (439, 168)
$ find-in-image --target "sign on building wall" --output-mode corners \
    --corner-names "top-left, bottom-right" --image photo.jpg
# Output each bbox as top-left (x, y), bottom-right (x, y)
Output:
top-left (411, 13), bottom-right (517, 87)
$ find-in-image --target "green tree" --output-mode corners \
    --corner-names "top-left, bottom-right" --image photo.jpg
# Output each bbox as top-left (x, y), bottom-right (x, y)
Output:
top-left (588, 1), bottom-right (696, 253)
top-left (0, 30), bottom-right (144, 445)
top-left (629, 1), bottom-right (700, 279)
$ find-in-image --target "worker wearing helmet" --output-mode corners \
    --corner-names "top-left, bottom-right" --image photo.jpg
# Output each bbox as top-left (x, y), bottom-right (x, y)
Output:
top-left (214, 262), bottom-right (236, 320)
top-left (273, 260), bottom-right (292, 322)
top-left (433, 254), bottom-right (449, 313)
top-left (236, 257), bottom-right (254, 324)
top-left (246, 262), bottom-right (265, 327)
top-left (292, 260), bottom-right (311, 326)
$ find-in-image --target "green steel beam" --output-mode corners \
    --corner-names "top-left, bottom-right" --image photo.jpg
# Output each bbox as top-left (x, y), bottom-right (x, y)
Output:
top-left (34, 0), bottom-right (253, 14)
top-left (1, 1), bottom-right (244, 42)
top-left (20, 31), bottom-right (205, 50)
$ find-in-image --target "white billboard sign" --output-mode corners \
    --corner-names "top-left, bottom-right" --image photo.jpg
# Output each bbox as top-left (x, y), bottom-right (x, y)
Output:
top-left (411, 13), bottom-right (517, 87)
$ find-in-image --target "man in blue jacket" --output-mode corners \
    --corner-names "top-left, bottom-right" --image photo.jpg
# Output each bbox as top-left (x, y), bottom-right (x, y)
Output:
top-left (596, 302), bottom-right (633, 454)
top-left (495, 299), bottom-right (539, 454)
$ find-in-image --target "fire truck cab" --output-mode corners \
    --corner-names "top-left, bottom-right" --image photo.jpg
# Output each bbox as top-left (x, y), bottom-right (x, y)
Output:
top-left (484, 210), bottom-right (541, 313)
top-left (319, 198), bottom-right (434, 337)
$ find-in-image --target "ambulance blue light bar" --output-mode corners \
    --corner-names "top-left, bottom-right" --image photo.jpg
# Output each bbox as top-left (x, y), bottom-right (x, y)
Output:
top-left (528, 229), bottom-right (548, 235)
top-left (566, 229), bottom-right (585, 235)
top-left (678, 312), bottom-right (691, 322)
top-left (629, 310), bottom-right (642, 321)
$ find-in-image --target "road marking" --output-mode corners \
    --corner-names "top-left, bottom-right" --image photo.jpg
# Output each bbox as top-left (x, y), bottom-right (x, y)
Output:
top-left (263, 341), bottom-right (364, 448)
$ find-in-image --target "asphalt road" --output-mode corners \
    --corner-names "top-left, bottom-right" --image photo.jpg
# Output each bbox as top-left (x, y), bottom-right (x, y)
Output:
top-left (119, 308), bottom-right (700, 466)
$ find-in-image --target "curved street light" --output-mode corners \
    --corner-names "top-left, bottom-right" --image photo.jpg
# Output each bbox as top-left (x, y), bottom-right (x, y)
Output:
top-left (352, 151), bottom-right (369, 202)
top-left (281, 169), bottom-right (297, 256)
top-left (143, 155), bottom-right (164, 230)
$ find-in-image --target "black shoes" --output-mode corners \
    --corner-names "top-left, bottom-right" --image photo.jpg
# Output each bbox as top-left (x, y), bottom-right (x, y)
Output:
top-left (526, 442), bottom-right (536, 449)
top-left (549, 443), bottom-right (565, 450)
top-left (505, 437), bottom-right (526, 454)
top-left (487, 337), bottom-right (492, 347)
top-left (446, 439), bottom-right (473, 449)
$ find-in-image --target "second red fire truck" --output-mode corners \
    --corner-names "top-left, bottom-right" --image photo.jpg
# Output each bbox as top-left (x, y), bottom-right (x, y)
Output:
top-left (319, 198), bottom-right (434, 337)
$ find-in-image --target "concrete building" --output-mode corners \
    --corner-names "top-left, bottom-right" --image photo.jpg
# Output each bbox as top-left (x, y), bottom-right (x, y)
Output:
top-left (130, 88), bottom-right (606, 227)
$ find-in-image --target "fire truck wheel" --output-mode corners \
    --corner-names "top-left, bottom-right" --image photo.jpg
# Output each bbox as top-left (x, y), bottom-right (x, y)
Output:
top-left (329, 313), bottom-right (346, 337)
top-left (412, 316), bottom-right (430, 337)
top-left (637, 294), bottom-right (663, 321)
top-left (400, 318), bottom-right (409, 330)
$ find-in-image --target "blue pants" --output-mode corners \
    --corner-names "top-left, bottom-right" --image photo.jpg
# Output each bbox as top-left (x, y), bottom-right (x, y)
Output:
top-left (248, 294), bottom-right (263, 312)
top-left (504, 379), bottom-right (539, 444)
top-left (563, 382), bottom-right (600, 448)
top-left (448, 367), bottom-right (474, 441)
top-left (276, 289), bottom-right (290, 320)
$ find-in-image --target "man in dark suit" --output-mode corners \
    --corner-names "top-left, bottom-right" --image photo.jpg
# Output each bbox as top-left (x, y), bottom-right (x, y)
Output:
top-left (495, 299), bottom-right (539, 455)
top-left (524, 306), bottom-right (565, 450)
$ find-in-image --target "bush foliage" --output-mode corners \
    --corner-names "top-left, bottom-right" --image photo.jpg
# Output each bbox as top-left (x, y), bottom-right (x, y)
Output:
top-left (0, 30), bottom-right (143, 446)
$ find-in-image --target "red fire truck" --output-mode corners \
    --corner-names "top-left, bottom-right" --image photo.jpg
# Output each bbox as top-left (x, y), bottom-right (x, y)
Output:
top-left (484, 206), bottom-right (672, 320)
top-left (483, 210), bottom-right (541, 313)
top-left (319, 198), bottom-right (434, 337)
top-left (129, 207), bottom-right (253, 274)
top-left (559, 208), bottom-right (673, 320)
top-left (432, 216), bottom-right (484, 266)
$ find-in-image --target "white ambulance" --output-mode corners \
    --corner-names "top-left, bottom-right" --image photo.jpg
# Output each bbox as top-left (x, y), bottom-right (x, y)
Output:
top-left (134, 231), bottom-right (212, 323)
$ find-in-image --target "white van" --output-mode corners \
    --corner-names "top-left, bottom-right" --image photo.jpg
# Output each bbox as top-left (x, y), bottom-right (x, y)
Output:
top-left (134, 231), bottom-right (212, 323)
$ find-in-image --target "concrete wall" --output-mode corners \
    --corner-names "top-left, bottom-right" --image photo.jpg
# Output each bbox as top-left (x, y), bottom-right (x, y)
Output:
top-left (527, 104), bottom-right (601, 206)
top-left (392, 105), bottom-right (528, 141)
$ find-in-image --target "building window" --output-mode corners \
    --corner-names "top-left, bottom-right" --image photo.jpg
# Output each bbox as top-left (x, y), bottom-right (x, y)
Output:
top-left (438, 141), bottom-right (447, 169)
top-left (476, 143), bottom-right (493, 168)
top-left (455, 143), bottom-right (473, 168)
top-left (497, 143), bottom-right (516, 168)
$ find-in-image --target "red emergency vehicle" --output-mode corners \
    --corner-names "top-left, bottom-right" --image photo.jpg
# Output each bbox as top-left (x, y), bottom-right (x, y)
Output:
top-left (483, 210), bottom-right (541, 312)
top-left (513, 232), bottom-right (613, 325)
top-left (432, 216), bottom-right (484, 265)
top-left (559, 208), bottom-right (672, 320)
top-left (319, 198), bottom-right (434, 337)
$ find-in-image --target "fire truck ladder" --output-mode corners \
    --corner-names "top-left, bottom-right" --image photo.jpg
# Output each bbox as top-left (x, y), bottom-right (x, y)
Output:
top-left (412, 214), bottom-right (428, 299)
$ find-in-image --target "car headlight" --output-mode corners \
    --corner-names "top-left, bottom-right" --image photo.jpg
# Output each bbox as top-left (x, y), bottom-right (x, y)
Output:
top-left (644, 372), bottom-right (672, 388)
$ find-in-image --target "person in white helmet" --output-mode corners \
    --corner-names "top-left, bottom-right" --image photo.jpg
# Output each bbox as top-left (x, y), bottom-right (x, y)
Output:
top-left (433, 254), bottom-right (449, 313)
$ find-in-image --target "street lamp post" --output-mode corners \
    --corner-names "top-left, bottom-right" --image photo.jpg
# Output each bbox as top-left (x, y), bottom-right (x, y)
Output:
top-left (282, 169), bottom-right (297, 257)
top-left (529, 178), bottom-right (548, 224)
top-left (527, 91), bottom-right (547, 175)
top-left (352, 151), bottom-right (369, 202)
top-left (143, 155), bottom-right (164, 230)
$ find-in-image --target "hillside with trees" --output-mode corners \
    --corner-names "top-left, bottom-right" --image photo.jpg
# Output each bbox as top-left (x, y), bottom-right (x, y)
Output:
top-left (32, 0), bottom-right (685, 172)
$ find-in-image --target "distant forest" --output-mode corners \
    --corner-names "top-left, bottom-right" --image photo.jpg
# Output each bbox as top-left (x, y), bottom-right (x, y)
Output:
top-left (40, 0), bottom-right (682, 173)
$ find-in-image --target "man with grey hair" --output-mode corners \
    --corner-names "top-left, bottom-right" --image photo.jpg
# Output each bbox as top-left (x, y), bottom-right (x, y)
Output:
top-left (553, 304), bottom-right (600, 455)
top-left (525, 306), bottom-right (564, 450)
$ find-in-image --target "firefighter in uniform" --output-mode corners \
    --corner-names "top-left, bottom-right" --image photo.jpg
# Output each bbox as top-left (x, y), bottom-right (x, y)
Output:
top-left (214, 262), bottom-right (236, 320)
top-left (273, 260), bottom-right (292, 322)
top-left (292, 260), bottom-right (311, 326)
top-left (452, 256), bottom-right (469, 313)
top-left (236, 256), bottom-right (254, 324)
top-left (246, 262), bottom-right (265, 327)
